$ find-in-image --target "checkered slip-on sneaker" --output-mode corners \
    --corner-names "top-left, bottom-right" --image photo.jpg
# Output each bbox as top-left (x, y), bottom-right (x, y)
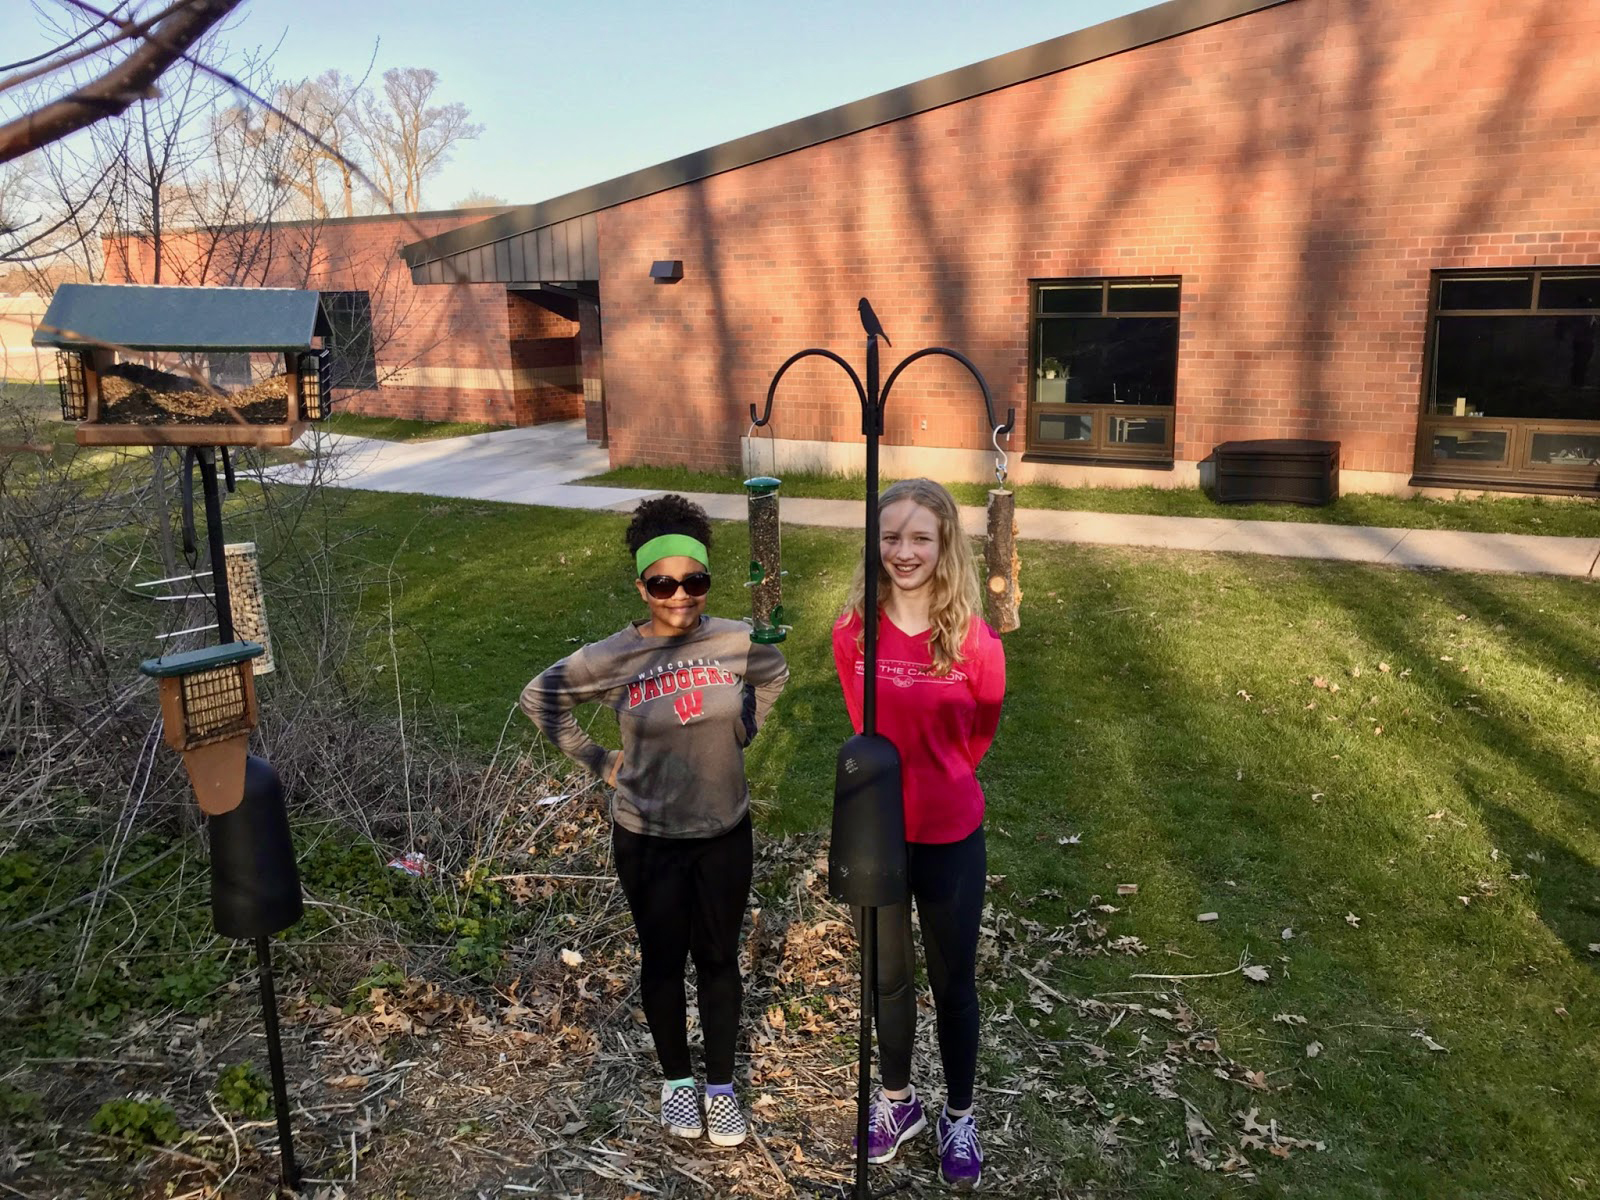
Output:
top-left (660, 1081), bottom-right (704, 1139)
top-left (704, 1091), bottom-right (748, 1147)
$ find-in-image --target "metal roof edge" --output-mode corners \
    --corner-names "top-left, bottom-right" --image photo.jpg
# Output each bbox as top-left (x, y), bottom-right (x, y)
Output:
top-left (401, 0), bottom-right (1295, 268)
top-left (107, 205), bottom-right (519, 243)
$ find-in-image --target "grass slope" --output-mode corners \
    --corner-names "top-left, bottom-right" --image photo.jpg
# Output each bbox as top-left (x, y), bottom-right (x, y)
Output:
top-left (258, 486), bottom-right (1600, 1198)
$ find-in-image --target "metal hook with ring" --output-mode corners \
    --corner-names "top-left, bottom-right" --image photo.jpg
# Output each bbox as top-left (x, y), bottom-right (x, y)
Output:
top-left (991, 423), bottom-right (1009, 487)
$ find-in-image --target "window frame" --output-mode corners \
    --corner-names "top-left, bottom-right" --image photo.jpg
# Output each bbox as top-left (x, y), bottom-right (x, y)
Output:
top-left (320, 289), bottom-right (378, 392)
top-left (1414, 267), bottom-right (1600, 492)
top-left (1024, 276), bottom-right (1180, 467)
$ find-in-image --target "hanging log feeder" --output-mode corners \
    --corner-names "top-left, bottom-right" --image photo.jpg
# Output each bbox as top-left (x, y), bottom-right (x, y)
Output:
top-left (984, 488), bottom-right (1021, 633)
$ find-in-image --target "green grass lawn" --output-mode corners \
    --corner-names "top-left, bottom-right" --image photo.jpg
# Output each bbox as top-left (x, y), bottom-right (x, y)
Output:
top-left (235, 485), bottom-right (1599, 1198)
top-left (319, 411), bottom-right (511, 442)
top-left (578, 463), bottom-right (1600, 537)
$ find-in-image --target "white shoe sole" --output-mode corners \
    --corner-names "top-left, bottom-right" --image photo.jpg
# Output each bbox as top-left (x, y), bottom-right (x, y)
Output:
top-left (867, 1113), bottom-right (928, 1164)
top-left (707, 1126), bottom-right (747, 1148)
top-left (663, 1120), bottom-right (703, 1140)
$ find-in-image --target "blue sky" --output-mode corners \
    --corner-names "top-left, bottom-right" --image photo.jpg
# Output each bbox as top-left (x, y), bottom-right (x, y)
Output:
top-left (5, 0), bottom-right (1151, 208)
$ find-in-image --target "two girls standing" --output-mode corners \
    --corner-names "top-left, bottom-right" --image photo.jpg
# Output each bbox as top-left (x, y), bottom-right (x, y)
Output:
top-left (523, 481), bottom-right (1004, 1192)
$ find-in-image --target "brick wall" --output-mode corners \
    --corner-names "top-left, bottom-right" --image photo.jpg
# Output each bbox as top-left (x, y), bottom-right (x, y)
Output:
top-left (596, 0), bottom-right (1600, 478)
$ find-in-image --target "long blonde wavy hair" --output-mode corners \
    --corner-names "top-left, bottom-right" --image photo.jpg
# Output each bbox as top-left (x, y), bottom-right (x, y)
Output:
top-left (843, 478), bottom-right (980, 676)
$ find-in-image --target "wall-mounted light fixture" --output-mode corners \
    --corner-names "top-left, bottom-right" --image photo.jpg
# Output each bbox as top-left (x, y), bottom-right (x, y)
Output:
top-left (650, 260), bottom-right (684, 283)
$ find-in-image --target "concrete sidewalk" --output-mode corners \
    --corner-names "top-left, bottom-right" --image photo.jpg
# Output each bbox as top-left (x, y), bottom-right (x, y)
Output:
top-left (268, 421), bottom-right (1600, 579)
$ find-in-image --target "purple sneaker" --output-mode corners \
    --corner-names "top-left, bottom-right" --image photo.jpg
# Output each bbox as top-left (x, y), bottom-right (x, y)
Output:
top-left (937, 1110), bottom-right (983, 1191)
top-left (856, 1088), bottom-right (927, 1164)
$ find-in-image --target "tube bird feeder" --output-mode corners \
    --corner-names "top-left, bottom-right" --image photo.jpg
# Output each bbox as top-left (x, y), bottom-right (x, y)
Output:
top-left (744, 475), bottom-right (787, 643)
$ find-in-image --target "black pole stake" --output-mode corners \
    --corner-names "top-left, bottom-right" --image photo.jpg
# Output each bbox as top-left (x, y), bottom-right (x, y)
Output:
top-left (255, 935), bottom-right (302, 1192)
top-left (758, 301), bottom-right (1013, 1200)
top-left (189, 452), bottom-right (302, 1193)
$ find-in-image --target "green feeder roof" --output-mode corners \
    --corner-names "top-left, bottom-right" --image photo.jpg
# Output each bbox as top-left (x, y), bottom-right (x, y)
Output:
top-left (33, 284), bottom-right (331, 353)
top-left (139, 641), bottom-right (264, 678)
top-left (743, 476), bottom-right (782, 494)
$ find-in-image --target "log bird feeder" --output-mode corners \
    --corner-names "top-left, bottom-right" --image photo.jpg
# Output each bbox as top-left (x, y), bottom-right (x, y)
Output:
top-left (33, 283), bottom-right (335, 448)
top-left (755, 299), bottom-right (1014, 1200)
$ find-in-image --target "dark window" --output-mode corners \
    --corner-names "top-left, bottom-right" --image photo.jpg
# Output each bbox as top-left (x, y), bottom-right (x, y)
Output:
top-left (321, 290), bottom-right (378, 391)
top-left (1437, 274), bottom-right (1533, 311)
top-left (1417, 267), bottom-right (1600, 490)
top-left (1029, 276), bottom-right (1179, 464)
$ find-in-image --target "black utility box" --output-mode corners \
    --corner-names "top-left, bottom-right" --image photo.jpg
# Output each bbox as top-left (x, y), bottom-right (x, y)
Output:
top-left (1213, 439), bottom-right (1340, 506)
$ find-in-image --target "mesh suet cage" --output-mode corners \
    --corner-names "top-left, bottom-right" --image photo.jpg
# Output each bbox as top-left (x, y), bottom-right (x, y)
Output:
top-left (140, 641), bottom-right (264, 815)
top-left (297, 348), bottom-right (333, 421)
top-left (56, 349), bottom-right (88, 420)
top-left (744, 476), bottom-right (786, 643)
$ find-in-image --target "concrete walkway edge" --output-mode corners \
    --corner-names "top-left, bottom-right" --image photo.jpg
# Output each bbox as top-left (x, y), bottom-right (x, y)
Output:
top-left (269, 422), bottom-right (1600, 580)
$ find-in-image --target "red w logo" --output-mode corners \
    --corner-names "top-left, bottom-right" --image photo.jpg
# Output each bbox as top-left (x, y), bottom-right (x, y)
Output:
top-left (673, 690), bottom-right (704, 725)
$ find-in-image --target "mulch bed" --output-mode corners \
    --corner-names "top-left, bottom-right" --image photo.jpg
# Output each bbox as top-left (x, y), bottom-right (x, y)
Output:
top-left (2, 787), bottom-right (1324, 1199)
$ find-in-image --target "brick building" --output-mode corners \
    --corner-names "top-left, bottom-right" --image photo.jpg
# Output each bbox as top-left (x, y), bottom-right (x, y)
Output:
top-left (106, 0), bottom-right (1600, 495)
top-left (396, 0), bottom-right (1600, 496)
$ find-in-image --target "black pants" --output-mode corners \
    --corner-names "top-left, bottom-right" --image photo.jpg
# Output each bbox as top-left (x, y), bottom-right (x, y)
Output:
top-left (854, 827), bottom-right (986, 1111)
top-left (612, 813), bottom-right (752, 1084)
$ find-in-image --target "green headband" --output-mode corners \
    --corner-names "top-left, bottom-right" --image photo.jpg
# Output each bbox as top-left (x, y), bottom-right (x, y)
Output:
top-left (635, 534), bottom-right (709, 576)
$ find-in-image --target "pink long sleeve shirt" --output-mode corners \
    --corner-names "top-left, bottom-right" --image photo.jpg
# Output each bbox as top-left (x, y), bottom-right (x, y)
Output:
top-left (832, 611), bottom-right (1006, 845)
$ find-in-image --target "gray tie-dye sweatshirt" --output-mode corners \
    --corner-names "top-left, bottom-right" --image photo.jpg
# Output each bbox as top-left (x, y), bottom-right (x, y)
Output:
top-left (519, 616), bottom-right (789, 838)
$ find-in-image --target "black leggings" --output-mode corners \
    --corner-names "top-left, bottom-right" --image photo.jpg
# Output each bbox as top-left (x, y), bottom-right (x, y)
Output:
top-left (612, 813), bottom-right (752, 1084)
top-left (854, 827), bottom-right (986, 1110)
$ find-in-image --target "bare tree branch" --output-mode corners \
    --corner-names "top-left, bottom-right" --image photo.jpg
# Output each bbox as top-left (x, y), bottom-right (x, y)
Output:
top-left (0, 0), bottom-right (242, 163)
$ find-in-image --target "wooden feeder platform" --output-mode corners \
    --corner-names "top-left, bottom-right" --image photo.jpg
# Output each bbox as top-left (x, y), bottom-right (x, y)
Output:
top-left (74, 420), bottom-right (308, 448)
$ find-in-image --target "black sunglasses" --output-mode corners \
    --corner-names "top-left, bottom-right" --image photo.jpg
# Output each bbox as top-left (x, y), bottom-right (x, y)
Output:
top-left (642, 571), bottom-right (712, 600)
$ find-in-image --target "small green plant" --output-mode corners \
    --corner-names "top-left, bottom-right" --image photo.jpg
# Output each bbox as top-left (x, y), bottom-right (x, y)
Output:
top-left (343, 960), bottom-right (410, 1013)
top-left (1038, 356), bottom-right (1064, 377)
top-left (90, 1096), bottom-right (183, 1153)
top-left (216, 1063), bottom-right (272, 1120)
top-left (0, 1081), bottom-right (41, 1122)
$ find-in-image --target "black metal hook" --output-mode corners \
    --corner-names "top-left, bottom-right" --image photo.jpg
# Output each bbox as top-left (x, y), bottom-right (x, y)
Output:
top-left (750, 347), bottom-right (867, 428)
top-left (881, 346), bottom-right (1015, 437)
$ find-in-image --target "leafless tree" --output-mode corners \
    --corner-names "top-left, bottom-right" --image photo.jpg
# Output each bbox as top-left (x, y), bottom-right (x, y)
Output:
top-left (356, 68), bottom-right (482, 213)
top-left (453, 188), bottom-right (507, 209)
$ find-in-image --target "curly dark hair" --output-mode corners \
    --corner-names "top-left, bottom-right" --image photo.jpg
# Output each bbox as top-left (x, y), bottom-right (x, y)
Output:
top-left (624, 494), bottom-right (713, 571)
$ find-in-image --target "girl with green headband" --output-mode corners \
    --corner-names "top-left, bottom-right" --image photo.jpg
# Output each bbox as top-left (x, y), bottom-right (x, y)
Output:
top-left (519, 494), bottom-right (788, 1149)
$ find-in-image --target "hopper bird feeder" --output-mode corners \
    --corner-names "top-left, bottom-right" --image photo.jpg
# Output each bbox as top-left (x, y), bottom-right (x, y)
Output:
top-left (744, 475), bottom-right (787, 643)
top-left (32, 283), bottom-right (335, 448)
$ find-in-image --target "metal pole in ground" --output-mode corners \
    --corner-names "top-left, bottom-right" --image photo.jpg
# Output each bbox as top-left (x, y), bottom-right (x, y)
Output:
top-left (196, 448), bottom-right (301, 1193)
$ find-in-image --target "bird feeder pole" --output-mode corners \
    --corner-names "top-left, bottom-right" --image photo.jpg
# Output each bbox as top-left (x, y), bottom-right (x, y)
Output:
top-left (754, 300), bottom-right (1013, 1199)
